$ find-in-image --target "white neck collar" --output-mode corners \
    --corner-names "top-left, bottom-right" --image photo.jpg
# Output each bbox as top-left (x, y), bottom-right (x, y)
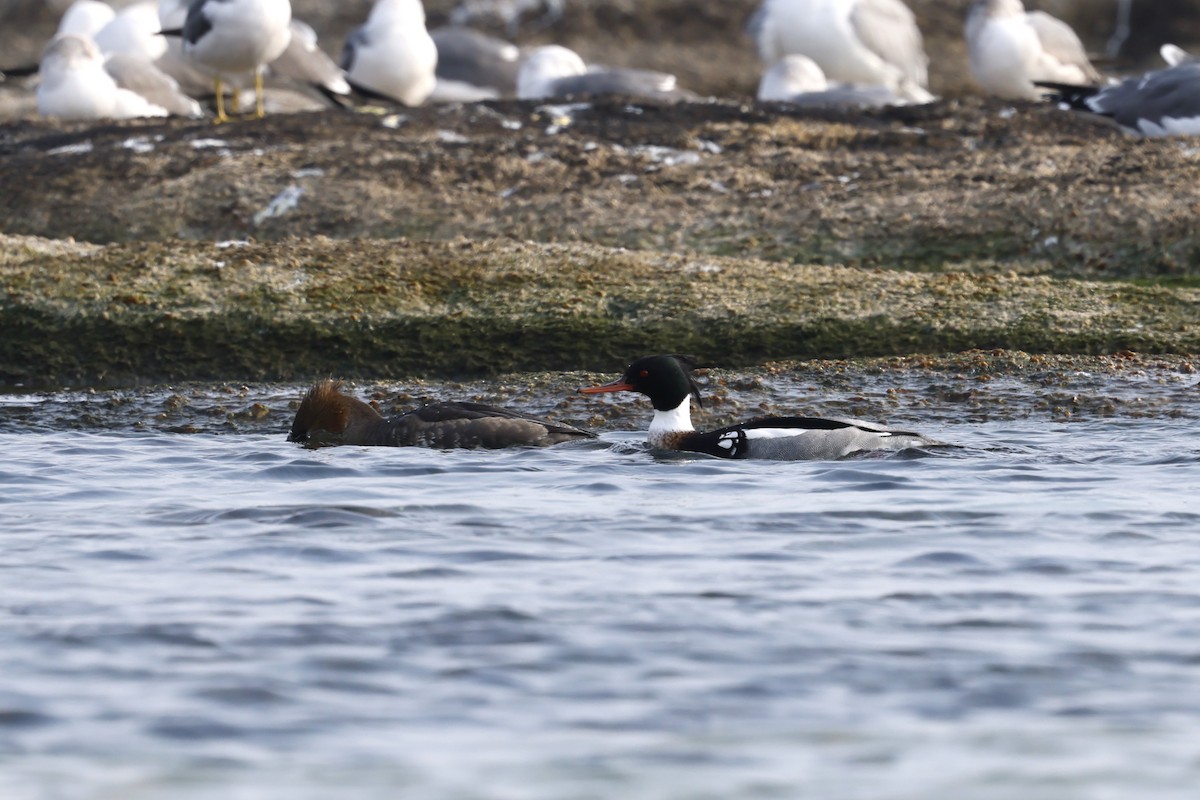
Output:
top-left (647, 396), bottom-right (693, 446)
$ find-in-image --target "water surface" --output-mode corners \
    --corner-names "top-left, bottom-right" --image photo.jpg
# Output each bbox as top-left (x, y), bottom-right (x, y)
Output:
top-left (2, 376), bottom-right (1199, 799)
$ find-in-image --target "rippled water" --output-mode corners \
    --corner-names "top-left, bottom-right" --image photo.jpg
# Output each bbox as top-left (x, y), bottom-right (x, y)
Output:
top-left (3, 381), bottom-right (1200, 799)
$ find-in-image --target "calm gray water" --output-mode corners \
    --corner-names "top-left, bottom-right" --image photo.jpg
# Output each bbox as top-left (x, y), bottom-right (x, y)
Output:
top-left (3, 378), bottom-right (1200, 800)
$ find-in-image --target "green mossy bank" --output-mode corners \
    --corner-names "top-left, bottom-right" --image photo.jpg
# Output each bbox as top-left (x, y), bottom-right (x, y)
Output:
top-left (3, 234), bottom-right (1197, 386)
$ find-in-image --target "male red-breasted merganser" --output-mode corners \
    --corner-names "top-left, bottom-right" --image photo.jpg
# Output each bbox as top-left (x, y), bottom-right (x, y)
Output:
top-left (289, 380), bottom-right (595, 449)
top-left (579, 355), bottom-right (944, 460)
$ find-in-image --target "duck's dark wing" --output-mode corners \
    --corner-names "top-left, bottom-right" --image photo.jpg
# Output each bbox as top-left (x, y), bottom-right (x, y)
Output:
top-left (387, 401), bottom-right (595, 448)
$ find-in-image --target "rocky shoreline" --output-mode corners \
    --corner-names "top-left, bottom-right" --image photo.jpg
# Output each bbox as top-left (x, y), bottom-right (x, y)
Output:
top-left (2, 221), bottom-right (1198, 386)
top-left (1, 90), bottom-right (1198, 389)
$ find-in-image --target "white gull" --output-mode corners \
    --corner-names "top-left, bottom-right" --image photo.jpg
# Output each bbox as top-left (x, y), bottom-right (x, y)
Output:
top-left (93, 0), bottom-right (167, 63)
top-left (55, 0), bottom-right (116, 39)
top-left (965, 0), bottom-right (1101, 101)
top-left (37, 33), bottom-right (169, 119)
top-left (159, 1), bottom-right (348, 104)
top-left (341, 0), bottom-right (438, 107)
top-left (179, 0), bottom-right (293, 121)
top-left (750, 0), bottom-right (934, 104)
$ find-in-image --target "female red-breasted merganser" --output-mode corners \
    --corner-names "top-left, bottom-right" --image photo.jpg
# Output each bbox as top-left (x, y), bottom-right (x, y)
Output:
top-left (579, 355), bottom-right (944, 460)
top-left (289, 380), bottom-right (596, 449)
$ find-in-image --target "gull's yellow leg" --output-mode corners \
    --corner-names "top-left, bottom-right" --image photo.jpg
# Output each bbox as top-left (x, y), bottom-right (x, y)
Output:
top-left (255, 67), bottom-right (266, 118)
top-left (213, 76), bottom-right (229, 124)
top-left (232, 85), bottom-right (242, 118)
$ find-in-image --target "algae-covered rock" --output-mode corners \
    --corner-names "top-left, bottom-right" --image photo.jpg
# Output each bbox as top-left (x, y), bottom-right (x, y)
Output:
top-left (3, 234), bottom-right (1198, 386)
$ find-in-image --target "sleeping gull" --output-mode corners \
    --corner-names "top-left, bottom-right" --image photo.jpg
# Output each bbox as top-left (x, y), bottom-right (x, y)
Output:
top-left (965, 0), bottom-right (1101, 100)
top-left (430, 25), bottom-right (520, 101)
top-left (179, 0), bottom-right (293, 121)
top-left (37, 33), bottom-right (170, 119)
top-left (516, 44), bottom-right (688, 101)
top-left (1039, 61), bottom-right (1200, 137)
top-left (341, 0), bottom-right (438, 106)
top-left (758, 53), bottom-right (900, 107)
top-left (749, 0), bottom-right (934, 103)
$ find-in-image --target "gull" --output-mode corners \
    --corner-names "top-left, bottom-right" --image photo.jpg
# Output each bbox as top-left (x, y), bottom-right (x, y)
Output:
top-left (179, 0), bottom-right (293, 122)
top-left (516, 44), bottom-right (687, 101)
top-left (15, 3), bottom-right (198, 118)
top-left (159, 1), bottom-right (347, 106)
top-left (0, 0), bottom-right (114, 78)
top-left (156, 0), bottom-right (221, 97)
top-left (448, 0), bottom-right (564, 37)
top-left (93, 0), bottom-right (167, 63)
top-left (1160, 44), bottom-right (1196, 67)
top-left (37, 33), bottom-right (170, 119)
top-left (429, 25), bottom-right (520, 101)
top-left (55, 0), bottom-right (117, 39)
top-left (270, 19), bottom-right (351, 99)
top-left (1039, 61), bottom-right (1200, 138)
top-left (341, 0), bottom-right (438, 107)
top-left (758, 53), bottom-right (900, 107)
top-left (103, 51), bottom-right (204, 117)
top-left (965, 0), bottom-right (1101, 100)
top-left (749, 0), bottom-right (934, 104)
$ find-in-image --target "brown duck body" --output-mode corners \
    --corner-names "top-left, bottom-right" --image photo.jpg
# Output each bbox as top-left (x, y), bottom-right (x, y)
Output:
top-left (289, 380), bottom-right (595, 449)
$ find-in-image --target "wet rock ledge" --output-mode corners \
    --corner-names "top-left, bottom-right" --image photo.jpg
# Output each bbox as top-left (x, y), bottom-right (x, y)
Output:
top-left (2, 232), bottom-right (1198, 387)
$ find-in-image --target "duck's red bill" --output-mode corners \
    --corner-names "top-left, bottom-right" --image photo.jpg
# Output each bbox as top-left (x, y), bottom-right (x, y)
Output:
top-left (579, 381), bottom-right (634, 394)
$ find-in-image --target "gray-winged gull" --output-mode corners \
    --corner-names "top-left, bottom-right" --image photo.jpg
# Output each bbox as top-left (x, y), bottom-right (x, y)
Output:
top-left (965, 0), bottom-right (1100, 100)
top-left (758, 53), bottom-right (901, 107)
top-left (6, 2), bottom-right (198, 118)
top-left (158, 1), bottom-right (348, 105)
top-left (37, 33), bottom-right (171, 119)
top-left (341, 0), bottom-right (438, 106)
top-left (516, 44), bottom-right (689, 101)
top-left (179, 0), bottom-right (293, 121)
top-left (430, 25), bottom-right (520, 101)
top-left (750, 0), bottom-right (934, 104)
top-left (1039, 61), bottom-right (1200, 137)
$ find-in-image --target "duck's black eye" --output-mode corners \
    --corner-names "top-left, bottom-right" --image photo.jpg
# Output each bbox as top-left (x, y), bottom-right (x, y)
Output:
top-left (639, 370), bottom-right (649, 378)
